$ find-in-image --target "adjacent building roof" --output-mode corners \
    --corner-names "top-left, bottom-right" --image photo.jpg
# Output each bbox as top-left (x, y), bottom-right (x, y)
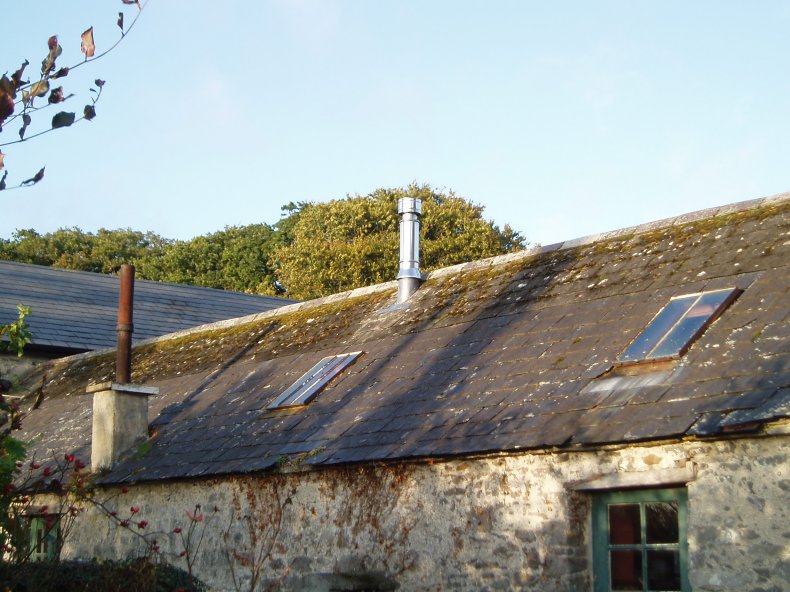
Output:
top-left (0, 261), bottom-right (295, 353)
top-left (15, 193), bottom-right (790, 484)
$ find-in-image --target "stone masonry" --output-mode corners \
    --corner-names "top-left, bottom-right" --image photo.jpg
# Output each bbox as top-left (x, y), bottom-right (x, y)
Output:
top-left (58, 433), bottom-right (788, 592)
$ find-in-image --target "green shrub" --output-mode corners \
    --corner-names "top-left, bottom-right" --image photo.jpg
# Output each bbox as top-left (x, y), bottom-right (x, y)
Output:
top-left (0, 558), bottom-right (207, 592)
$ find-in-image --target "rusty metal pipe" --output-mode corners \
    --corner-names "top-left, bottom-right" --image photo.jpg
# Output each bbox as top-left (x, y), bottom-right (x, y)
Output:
top-left (116, 264), bottom-right (135, 384)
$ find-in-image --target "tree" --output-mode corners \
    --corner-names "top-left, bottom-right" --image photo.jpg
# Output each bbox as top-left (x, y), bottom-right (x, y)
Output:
top-left (0, 224), bottom-right (284, 294)
top-left (0, 190), bottom-right (526, 299)
top-left (0, 227), bottom-right (169, 274)
top-left (271, 185), bottom-right (525, 299)
top-left (0, 1), bottom-right (147, 191)
top-left (134, 224), bottom-right (283, 294)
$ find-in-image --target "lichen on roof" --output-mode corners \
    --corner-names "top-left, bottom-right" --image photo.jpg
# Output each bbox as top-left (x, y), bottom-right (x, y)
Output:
top-left (19, 289), bottom-right (395, 401)
top-left (12, 195), bottom-right (790, 481)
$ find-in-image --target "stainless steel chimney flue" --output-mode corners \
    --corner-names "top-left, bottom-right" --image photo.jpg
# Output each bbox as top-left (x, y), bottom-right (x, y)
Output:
top-left (397, 197), bottom-right (422, 303)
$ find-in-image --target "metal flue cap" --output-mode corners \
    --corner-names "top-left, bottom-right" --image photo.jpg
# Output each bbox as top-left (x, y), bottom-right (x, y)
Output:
top-left (398, 197), bottom-right (422, 216)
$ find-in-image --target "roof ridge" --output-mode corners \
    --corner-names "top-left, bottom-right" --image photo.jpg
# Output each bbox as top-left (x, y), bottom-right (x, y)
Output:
top-left (44, 190), bottom-right (789, 362)
top-left (426, 190), bottom-right (790, 281)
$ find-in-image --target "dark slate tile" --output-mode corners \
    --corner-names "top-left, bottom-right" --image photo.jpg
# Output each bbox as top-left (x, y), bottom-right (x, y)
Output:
top-left (721, 388), bottom-right (790, 426)
top-left (687, 413), bottom-right (727, 436)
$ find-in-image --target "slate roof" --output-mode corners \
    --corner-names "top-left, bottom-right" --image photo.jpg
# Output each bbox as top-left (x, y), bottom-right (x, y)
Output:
top-left (0, 261), bottom-right (295, 352)
top-left (14, 193), bottom-right (790, 484)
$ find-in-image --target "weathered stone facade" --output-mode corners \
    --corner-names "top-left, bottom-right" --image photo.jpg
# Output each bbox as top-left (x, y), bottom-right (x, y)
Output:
top-left (15, 195), bottom-right (789, 591)
top-left (59, 432), bottom-right (788, 591)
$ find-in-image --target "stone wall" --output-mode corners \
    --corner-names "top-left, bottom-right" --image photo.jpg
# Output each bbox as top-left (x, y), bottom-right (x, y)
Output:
top-left (58, 433), bottom-right (788, 591)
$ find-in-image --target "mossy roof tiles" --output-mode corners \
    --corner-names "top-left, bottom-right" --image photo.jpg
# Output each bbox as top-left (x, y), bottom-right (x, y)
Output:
top-left (13, 192), bottom-right (790, 483)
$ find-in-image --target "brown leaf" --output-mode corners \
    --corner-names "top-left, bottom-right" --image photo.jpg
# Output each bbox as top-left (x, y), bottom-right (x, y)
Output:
top-left (121, 0), bottom-right (142, 8)
top-left (53, 67), bottom-right (70, 79)
top-left (0, 151), bottom-right (4, 171)
top-left (0, 78), bottom-right (15, 126)
top-left (41, 39), bottom-right (62, 75)
top-left (95, 79), bottom-right (105, 88)
top-left (19, 113), bottom-right (31, 140)
top-left (48, 86), bottom-right (65, 104)
top-left (22, 167), bottom-right (45, 186)
top-left (118, 12), bottom-right (124, 31)
top-left (81, 27), bottom-right (95, 59)
top-left (11, 60), bottom-right (29, 89)
top-left (51, 111), bottom-right (75, 128)
top-left (0, 170), bottom-right (7, 191)
top-left (84, 105), bottom-right (96, 121)
top-left (22, 79), bottom-right (49, 105)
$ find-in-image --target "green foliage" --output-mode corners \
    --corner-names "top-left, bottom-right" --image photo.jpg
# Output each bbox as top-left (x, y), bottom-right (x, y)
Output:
top-left (0, 304), bottom-right (31, 357)
top-left (0, 558), bottom-right (208, 592)
top-left (0, 227), bottom-right (169, 273)
top-left (0, 186), bottom-right (526, 299)
top-left (0, 225), bottom-right (286, 294)
top-left (0, 435), bottom-right (27, 560)
top-left (136, 224), bottom-right (282, 294)
top-left (272, 185), bottom-right (525, 299)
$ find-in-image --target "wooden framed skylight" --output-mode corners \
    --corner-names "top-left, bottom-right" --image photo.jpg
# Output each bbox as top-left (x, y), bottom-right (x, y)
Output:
top-left (267, 351), bottom-right (362, 409)
top-left (616, 288), bottom-right (740, 365)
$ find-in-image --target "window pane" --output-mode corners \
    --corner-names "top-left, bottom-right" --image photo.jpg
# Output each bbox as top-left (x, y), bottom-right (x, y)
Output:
top-left (611, 550), bottom-right (642, 590)
top-left (646, 502), bottom-right (678, 544)
top-left (647, 550), bottom-right (681, 590)
top-left (648, 290), bottom-right (733, 359)
top-left (609, 504), bottom-right (641, 544)
top-left (648, 315), bottom-right (706, 359)
top-left (268, 352), bottom-right (362, 409)
top-left (618, 298), bottom-right (694, 362)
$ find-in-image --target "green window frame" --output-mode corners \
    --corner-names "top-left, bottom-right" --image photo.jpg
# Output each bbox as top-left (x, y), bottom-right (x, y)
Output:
top-left (28, 515), bottom-right (60, 561)
top-left (592, 488), bottom-right (689, 592)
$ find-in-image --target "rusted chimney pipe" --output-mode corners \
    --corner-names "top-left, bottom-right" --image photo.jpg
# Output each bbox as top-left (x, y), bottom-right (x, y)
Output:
top-left (397, 197), bottom-right (422, 303)
top-left (116, 264), bottom-right (135, 384)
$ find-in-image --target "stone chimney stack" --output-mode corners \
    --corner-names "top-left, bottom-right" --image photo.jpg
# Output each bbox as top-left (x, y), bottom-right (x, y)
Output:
top-left (87, 264), bottom-right (157, 472)
top-left (396, 197), bottom-right (423, 303)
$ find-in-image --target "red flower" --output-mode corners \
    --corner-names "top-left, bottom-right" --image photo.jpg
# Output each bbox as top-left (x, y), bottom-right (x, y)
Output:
top-left (186, 510), bottom-right (204, 522)
top-left (42, 467), bottom-right (52, 477)
top-left (74, 459), bottom-right (86, 470)
top-left (121, 487), bottom-right (129, 494)
top-left (110, 511), bottom-right (118, 517)
top-left (173, 527), bottom-right (182, 534)
top-left (152, 545), bottom-right (160, 552)
top-left (29, 462), bottom-right (40, 469)
top-left (120, 520), bottom-right (130, 528)
top-left (64, 454), bottom-right (75, 463)
top-left (130, 506), bottom-right (139, 514)
top-left (137, 520), bottom-right (148, 529)
top-left (179, 551), bottom-right (187, 557)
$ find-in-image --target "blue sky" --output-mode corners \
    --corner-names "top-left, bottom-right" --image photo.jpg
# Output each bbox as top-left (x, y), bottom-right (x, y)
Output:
top-left (2, 1), bottom-right (788, 247)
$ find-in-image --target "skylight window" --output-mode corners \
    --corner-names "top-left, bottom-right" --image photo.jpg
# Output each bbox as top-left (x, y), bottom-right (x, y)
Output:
top-left (267, 351), bottom-right (362, 409)
top-left (617, 288), bottom-right (740, 364)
